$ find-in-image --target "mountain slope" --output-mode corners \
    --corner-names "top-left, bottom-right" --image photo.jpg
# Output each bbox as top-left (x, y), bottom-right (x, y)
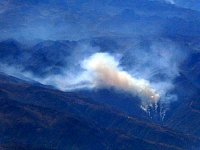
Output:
top-left (0, 73), bottom-right (199, 149)
top-left (1, 0), bottom-right (200, 40)
top-left (164, 54), bottom-right (200, 137)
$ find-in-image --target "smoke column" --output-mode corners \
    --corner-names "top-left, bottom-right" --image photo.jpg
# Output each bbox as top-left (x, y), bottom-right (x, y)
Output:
top-left (81, 53), bottom-right (160, 106)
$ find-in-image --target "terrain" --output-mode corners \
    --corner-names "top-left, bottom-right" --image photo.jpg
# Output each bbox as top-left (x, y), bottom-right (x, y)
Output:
top-left (0, 0), bottom-right (200, 149)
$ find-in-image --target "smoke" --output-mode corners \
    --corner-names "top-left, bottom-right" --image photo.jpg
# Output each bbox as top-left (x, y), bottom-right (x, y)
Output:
top-left (23, 51), bottom-right (162, 109)
top-left (0, 37), bottom-right (187, 115)
top-left (13, 52), bottom-right (160, 109)
top-left (81, 53), bottom-right (160, 106)
top-left (35, 39), bottom-right (185, 112)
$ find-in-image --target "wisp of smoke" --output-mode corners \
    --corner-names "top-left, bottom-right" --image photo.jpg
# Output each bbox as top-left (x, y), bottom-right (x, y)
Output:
top-left (81, 53), bottom-right (160, 107)
top-left (0, 38), bottom-right (185, 114)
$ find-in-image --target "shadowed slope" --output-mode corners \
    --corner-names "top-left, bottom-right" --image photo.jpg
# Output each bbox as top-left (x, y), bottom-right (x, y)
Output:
top-left (0, 73), bottom-right (199, 149)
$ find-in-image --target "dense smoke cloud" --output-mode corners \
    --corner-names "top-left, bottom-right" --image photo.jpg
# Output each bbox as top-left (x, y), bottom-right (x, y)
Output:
top-left (0, 38), bottom-right (186, 111)
top-left (13, 52), bottom-right (160, 109)
top-left (81, 53), bottom-right (160, 105)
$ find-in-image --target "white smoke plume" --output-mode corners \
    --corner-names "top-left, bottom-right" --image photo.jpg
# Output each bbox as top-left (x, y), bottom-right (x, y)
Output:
top-left (81, 53), bottom-right (160, 107)
top-left (2, 51), bottom-right (160, 109)
top-left (0, 39), bottom-right (185, 114)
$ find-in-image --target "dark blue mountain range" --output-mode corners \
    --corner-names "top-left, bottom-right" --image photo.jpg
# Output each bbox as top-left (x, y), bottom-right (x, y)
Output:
top-left (0, 0), bottom-right (200, 149)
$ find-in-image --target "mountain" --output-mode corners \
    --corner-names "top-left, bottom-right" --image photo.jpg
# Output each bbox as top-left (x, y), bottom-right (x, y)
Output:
top-left (1, 0), bottom-right (200, 149)
top-left (166, 96), bottom-right (200, 137)
top-left (163, 51), bottom-right (200, 137)
top-left (74, 88), bottom-right (149, 120)
top-left (1, 0), bottom-right (200, 40)
top-left (0, 73), bottom-right (199, 149)
top-left (174, 0), bottom-right (200, 11)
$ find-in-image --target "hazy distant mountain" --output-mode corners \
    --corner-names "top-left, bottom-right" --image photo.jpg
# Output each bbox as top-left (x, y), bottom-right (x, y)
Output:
top-left (1, 0), bottom-right (200, 41)
top-left (155, 0), bottom-right (200, 11)
top-left (174, 0), bottom-right (200, 11)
